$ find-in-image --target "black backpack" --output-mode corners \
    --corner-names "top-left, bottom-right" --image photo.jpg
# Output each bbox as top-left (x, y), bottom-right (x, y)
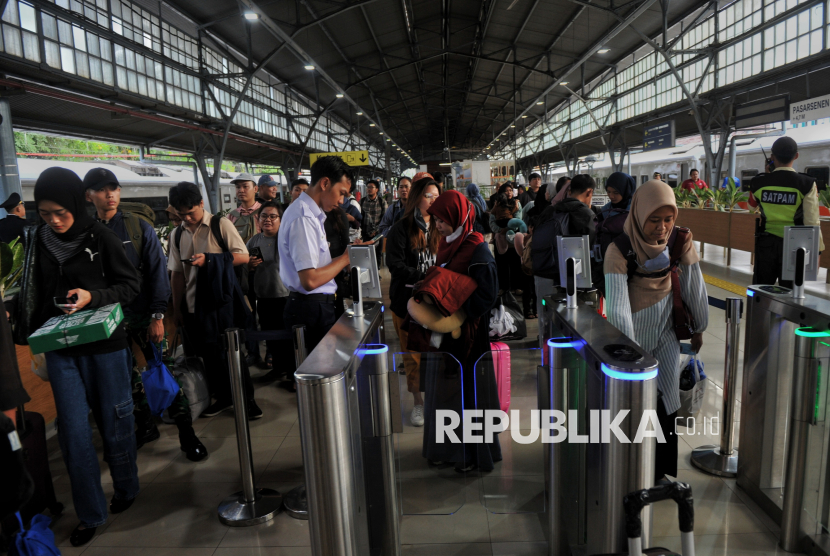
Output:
top-left (173, 215), bottom-right (248, 293)
top-left (596, 208), bottom-right (629, 263)
top-left (530, 211), bottom-right (570, 283)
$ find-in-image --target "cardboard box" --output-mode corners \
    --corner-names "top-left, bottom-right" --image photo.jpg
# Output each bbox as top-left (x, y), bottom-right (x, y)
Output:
top-left (28, 303), bottom-right (124, 354)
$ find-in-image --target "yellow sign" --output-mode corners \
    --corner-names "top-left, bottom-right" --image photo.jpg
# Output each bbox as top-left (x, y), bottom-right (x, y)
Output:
top-left (309, 150), bottom-right (370, 167)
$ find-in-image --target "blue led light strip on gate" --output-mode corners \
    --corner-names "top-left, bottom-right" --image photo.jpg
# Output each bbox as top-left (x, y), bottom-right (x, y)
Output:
top-left (547, 337), bottom-right (576, 349)
top-left (356, 344), bottom-right (389, 356)
top-left (601, 363), bottom-right (658, 381)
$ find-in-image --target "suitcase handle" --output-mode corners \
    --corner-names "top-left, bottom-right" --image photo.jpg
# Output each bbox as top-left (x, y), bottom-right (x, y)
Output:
top-left (623, 481), bottom-right (694, 538)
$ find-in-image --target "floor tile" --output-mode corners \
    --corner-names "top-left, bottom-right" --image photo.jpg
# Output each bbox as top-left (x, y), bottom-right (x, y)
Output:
top-left (152, 436), bottom-right (281, 484)
top-left (651, 531), bottom-right (805, 555)
top-left (491, 541), bottom-right (548, 555)
top-left (402, 543), bottom-right (493, 555)
top-left (214, 549), bottom-right (312, 556)
top-left (400, 499), bottom-right (491, 545)
top-left (82, 548), bottom-right (216, 556)
top-left (486, 511), bottom-right (546, 543)
top-left (259, 436), bottom-right (304, 484)
top-left (217, 509), bottom-right (310, 547)
top-left (89, 481), bottom-right (234, 548)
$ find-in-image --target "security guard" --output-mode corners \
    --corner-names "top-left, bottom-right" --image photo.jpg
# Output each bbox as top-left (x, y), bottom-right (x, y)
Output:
top-left (0, 192), bottom-right (26, 244)
top-left (749, 136), bottom-right (824, 287)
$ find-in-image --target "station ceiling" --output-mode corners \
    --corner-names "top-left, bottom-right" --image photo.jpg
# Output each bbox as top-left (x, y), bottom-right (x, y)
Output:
top-left (163, 0), bottom-right (711, 161)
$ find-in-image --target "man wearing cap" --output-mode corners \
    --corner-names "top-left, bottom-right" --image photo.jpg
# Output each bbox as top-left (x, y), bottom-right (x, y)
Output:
top-left (83, 168), bottom-right (207, 462)
top-left (257, 175), bottom-right (279, 204)
top-left (749, 136), bottom-right (825, 287)
top-left (0, 192), bottom-right (26, 244)
top-left (229, 173), bottom-right (263, 366)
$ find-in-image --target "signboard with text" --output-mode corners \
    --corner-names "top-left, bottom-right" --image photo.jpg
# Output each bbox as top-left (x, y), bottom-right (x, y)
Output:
top-left (735, 94), bottom-right (789, 129)
top-left (309, 150), bottom-right (370, 166)
top-left (790, 94), bottom-right (830, 123)
top-left (643, 121), bottom-right (676, 151)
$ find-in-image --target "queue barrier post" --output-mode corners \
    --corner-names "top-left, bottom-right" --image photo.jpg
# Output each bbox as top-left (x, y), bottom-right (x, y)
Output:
top-left (284, 324), bottom-right (309, 520)
top-left (217, 328), bottom-right (282, 526)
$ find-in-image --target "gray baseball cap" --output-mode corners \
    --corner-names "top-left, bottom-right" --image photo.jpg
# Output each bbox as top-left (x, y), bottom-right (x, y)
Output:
top-left (231, 172), bottom-right (257, 185)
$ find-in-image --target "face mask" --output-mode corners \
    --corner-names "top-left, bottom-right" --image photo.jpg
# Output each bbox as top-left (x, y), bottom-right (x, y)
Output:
top-left (641, 247), bottom-right (670, 272)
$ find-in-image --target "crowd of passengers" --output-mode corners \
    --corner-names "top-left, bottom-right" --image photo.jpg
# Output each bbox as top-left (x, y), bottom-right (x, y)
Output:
top-left (1, 154), bottom-right (714, 547)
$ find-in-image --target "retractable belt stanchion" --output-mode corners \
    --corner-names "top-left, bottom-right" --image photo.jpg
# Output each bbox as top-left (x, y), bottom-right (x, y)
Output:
top-left (692, 297), bottom-right (742, 477)
top-left (218, 328), bottom-right (282, 526)
top-left (284, 324), bottom-right (309, 520)
top-left (780, 327), bottom-right (825, 551)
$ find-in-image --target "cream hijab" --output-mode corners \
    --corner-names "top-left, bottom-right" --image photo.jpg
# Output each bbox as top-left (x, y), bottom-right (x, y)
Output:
top-left (622, 180), bottom-right (699, 311)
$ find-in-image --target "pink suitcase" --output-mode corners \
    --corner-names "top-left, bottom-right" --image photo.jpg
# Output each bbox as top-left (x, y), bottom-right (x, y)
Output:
top-left (490, 342), bottom-right (511, 413)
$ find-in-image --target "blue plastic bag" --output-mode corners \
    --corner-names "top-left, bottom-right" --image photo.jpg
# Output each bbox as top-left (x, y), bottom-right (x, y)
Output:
top-left (11, 512), bottom-right (60, 556)
top-left (141, 343), bottom-right (180, 416)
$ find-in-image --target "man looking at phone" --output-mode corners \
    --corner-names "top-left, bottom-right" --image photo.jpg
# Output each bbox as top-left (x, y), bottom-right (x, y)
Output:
top-left (82, 169), bottom-right (207, 461)
top-left (167, 182), bottom-right (260, 419)
top-left (280, 157), bottom-right (362, 368)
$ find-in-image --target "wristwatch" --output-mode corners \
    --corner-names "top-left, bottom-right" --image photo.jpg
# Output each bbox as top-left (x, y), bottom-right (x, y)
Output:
top-left (151, 313), bottom-right (165, 320)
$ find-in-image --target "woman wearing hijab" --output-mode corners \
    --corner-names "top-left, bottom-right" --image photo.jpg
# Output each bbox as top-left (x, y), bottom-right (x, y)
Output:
top-left (599, 171), bottom-right (635, 220)
top-left (17, 167), bottom-right (140, 546)
top-left (419, 190), bottom-right (501, 472)
top-left (466, 182), bottom-right (489, 234)
top-left (387, 179), bottom-right (441, 427)
top-left (604, 180), bottom-right (708, 482)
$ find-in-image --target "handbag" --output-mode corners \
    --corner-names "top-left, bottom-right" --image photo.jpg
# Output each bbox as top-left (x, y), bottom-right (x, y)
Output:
top-left (10, 512), bottom-right (60, 556)
top-left (488, 292), bottom-right (526, 341)
top-left (140, 344), bottom-right (180, 417)
top-left (162, 328), bottom-right (210, 422)
top-left (676, 351), bottom-right (706, 423)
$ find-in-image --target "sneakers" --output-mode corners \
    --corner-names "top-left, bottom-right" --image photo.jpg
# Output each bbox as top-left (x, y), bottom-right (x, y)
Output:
top-left (180, 433), bottom-right (209, 462)
top-left (247, 400), bottom-right (263, 421)
top-left (410, 405), bottom-right (424, 427)
top-left (201, 400), bottom-right (233, 417)
top-left (109, 496), bottom-right (135, 514)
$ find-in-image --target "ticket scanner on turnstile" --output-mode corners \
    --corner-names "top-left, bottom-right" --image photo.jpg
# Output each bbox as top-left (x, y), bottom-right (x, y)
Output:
top-left (738, 225), bottom-right (830, 553)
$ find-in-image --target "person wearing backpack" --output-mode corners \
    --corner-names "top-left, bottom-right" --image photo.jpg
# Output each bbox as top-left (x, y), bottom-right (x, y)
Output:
top-left (604, 180), bottom-right (709, 483)
top-left (83, 168), bottom-right (207, 463)
top-left (167, 182), bottom-right (261, 420)
top-left (595, 172), bottom-right (635, 293)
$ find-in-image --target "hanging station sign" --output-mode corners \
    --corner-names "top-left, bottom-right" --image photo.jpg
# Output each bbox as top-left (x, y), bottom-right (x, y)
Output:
top-left (309, 150), bottom-right (370, 166)
top-left (643, 121), bottom-right (676, 151)
top-left (790, 94), bottom-right (830, 123)
top-left (734, 94), bottom-right (790, 129)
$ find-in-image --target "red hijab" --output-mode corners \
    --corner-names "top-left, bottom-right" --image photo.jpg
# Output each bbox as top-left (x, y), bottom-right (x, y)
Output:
top-left (427, 190), bottom-right (484, 274)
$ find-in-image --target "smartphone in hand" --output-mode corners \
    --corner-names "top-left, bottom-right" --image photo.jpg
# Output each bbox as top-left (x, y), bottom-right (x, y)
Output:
top-left (53, 294), bottom-right (78, 308)
top-left (249, 246), bottom-right (263, 259)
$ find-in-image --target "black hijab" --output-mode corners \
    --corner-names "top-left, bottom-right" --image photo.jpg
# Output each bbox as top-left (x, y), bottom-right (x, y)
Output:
top-left (525, 183), bottom-right (551, 221)
top-left (606, 172), bottom-right (636, 210)
top-left (34, 167), bottom-right (94, 241)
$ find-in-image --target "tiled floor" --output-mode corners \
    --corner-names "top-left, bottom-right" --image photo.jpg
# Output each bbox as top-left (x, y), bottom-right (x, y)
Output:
top-left (17, 264), bottom-right (815, 556)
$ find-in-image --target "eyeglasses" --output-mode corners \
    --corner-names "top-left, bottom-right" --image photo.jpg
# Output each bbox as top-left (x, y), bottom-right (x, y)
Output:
top-left (260, 214), bottom-right (280, 220)
top-left (424, 193), bottom-right (436, 199)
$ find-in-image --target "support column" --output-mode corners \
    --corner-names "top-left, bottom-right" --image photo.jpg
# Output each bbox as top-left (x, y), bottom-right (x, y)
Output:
top-left (0, 98), bottom-right (21, 216)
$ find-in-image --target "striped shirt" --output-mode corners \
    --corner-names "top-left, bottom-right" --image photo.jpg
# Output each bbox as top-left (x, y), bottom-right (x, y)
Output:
top-left (605, 253), bottom-right (708, 414)
top-left (40, 225), bottom-right (89, 265)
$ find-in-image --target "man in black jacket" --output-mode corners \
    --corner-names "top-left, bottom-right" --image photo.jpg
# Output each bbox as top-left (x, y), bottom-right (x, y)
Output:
top-left (84, 168), bottom-right (207, 461)
top-left (0, 192), bottom-right (26, 244)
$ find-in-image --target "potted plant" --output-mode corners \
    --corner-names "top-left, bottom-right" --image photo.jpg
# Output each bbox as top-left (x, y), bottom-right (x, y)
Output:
top-left (720, 178), bottom-right (749, 212)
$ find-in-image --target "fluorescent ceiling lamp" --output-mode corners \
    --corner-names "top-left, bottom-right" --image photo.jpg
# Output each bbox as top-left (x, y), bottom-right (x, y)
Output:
top-left (369, 123), bottom-right (376, 127)
top-left (560, 81), bottom-right (569, 85)
top-left (510, 125), bottom-right (516, 128)
top-left (439, 163), bottom-right (452, 166)
top-left (304, 64), bottom-right (315, 70)
top-left (521, 115), bottom-right (528, 118)
top-left (243, 12), bottom-right (259, 20)
top-left (356, 111), bottom-right (363, 115)
top-left (335, 93), bottom-right (344, 98)
top-left (597, 48), bottom-right (610, 54)
top-left (536, 101), bottom-right (544, 105)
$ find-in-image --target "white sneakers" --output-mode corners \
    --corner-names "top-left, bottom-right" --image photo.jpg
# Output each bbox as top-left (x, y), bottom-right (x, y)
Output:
top-left (410, 404), bottom-right (425, 427)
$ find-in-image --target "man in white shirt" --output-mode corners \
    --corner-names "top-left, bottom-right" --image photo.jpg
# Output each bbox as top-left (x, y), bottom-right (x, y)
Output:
top-left (280, 156), bottom-right (362, 356)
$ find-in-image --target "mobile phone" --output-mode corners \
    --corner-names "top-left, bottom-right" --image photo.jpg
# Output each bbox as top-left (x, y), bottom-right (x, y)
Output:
top-left (53, 294), bottom-right (78, 308)
top-left (181, 258), bottom-right (193, 265)
top-left (370, 233), bottom-right (384, 243)
top-left (249, 246), bottom-right (263, 259)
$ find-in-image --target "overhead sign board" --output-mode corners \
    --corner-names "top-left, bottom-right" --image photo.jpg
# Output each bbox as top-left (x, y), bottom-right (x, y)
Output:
top-left (734, 94), bottom-right (789, 129)
top-left (790, 94), bottom-right (830, 123)
top-left (643, 121), bottom-right (676, 151)
top-left (309, 150), bottom-right (370, 166)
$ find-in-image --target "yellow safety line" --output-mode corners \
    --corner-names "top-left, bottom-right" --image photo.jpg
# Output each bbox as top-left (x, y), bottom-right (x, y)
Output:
top-left (702, 273), bottom-right (746, 296)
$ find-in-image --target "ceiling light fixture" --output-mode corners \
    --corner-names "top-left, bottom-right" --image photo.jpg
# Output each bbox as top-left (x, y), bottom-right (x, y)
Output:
top-left (510, 125), bottom-right (516, 128)
top-left (369, 123), bottom-right (376, 127)
top-left (521, 115), bottom-right (528, 118)
top-left (356, 111), bottom-right (363, 115)
top-left (243, 12), bottom-right (259, 20)
top-left (335, 93), bottom-right (344, 98)
top-left (379, 132), bottom-right (384, 135)
top-left (304, 65), bottom-right (315, 70)
top-left (536, 101), bottom-right (544, 105)
top-left (561, 82), bottom-right (569, 85)
top-left (597, 48), bottom-right (610, 54)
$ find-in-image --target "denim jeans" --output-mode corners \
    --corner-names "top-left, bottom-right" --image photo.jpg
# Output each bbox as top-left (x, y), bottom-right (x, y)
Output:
top-left (46, 348), bottom-right (139, 527)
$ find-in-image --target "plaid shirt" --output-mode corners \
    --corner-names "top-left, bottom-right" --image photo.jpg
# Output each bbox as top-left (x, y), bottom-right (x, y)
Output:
top-left (360, 195), bottom-right (388, 239)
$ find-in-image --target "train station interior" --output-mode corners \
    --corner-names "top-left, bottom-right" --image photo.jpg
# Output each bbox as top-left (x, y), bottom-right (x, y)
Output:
top-left (4, 0), bottom-right (830, 555)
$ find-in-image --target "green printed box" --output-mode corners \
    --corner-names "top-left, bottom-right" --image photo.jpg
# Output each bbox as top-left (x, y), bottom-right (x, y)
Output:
top-left (28, 303), bottom-right (124, 354)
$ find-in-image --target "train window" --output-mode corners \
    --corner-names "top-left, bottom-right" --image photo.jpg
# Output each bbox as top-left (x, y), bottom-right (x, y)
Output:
top-left (805, 166), bottom-right (830, 191)
top-left (667, 173), bottom-right (678, 188)
top-left (641, 175), bottom-right (648, 184)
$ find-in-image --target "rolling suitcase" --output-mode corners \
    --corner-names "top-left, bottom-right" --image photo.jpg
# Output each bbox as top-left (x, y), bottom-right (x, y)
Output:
top-left (490, 342), bottom-right (511, 413)
top-left (595, 482), bottom-right (694, 556)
